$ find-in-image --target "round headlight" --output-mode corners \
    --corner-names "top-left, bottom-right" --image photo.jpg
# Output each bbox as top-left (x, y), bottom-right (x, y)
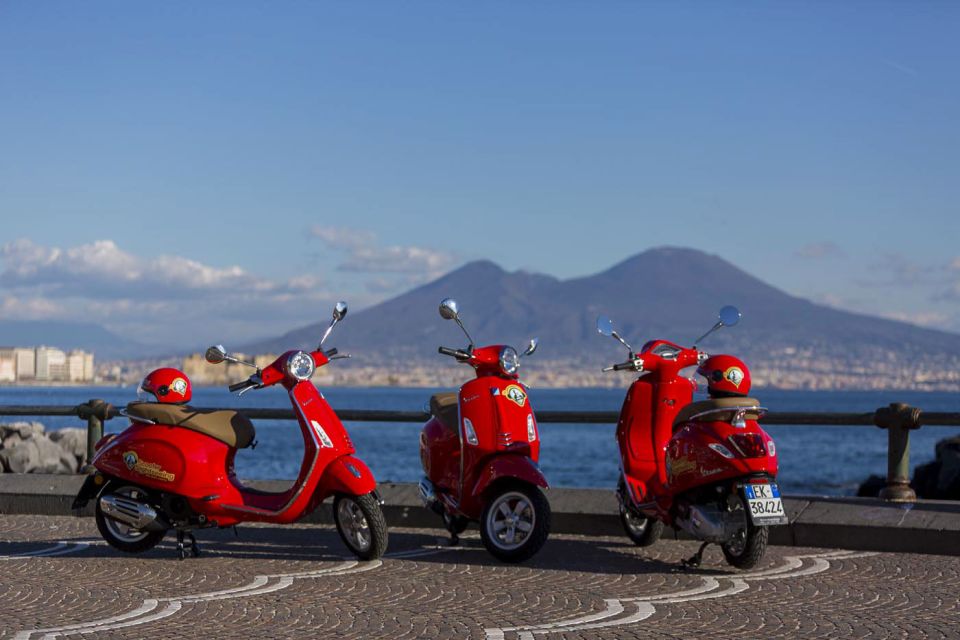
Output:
top-left (499, 346), bottom-right (519, 376)
top-left (286, 351), bottom-right (316, 381)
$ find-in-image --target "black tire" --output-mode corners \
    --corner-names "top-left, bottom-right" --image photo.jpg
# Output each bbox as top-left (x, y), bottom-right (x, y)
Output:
top-left (619, 504), bottom-right (664, 547)
top-left (480, 484), bottom-right (551, 563)
top-left (722, 496), bottom-right (769, 569)
top-left (333, 493), bottom-right (388, 560)
top-left (95, 484), bottom-right (166, 554)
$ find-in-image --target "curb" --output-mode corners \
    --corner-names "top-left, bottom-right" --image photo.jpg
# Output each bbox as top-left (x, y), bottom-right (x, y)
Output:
top-left (1, 475), bottom-right (958, 556)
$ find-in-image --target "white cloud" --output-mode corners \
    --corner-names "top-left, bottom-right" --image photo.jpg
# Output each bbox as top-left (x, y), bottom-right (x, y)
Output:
top-left (794, 241), bottom-right (845, 260)
top-left (310, 225), bottom-right (456, 276)
top-left (0, 238), bottom-right (267, 299)
top-left (0, 238), bottom-right (336, 345)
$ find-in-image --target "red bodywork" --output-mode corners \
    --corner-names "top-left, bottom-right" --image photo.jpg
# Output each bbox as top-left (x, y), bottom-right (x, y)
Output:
top-left (91, 349), bottom-right (376, 528)
top-left (615, 340), bottom-right (778, 526)
top-left (420, 345), bottom-right (547, 520)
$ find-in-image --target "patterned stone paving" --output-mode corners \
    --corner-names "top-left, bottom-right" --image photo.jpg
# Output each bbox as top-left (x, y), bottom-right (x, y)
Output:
top-left (0, 514), bottom-right (957, 639)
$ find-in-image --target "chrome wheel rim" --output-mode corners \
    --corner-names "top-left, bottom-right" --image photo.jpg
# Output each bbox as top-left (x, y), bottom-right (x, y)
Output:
top-left (485, 491), bottom-right (535, 551)
top-left (337, 498), bottom-right (372, 553)
top-left (103, 486), bottom-right (152, 544)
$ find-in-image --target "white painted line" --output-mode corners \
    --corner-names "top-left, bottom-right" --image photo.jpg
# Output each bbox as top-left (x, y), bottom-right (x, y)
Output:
top-left (486, 550), bottom-right (873, 639)
top-left (15, 546), bottom-right (438, 639)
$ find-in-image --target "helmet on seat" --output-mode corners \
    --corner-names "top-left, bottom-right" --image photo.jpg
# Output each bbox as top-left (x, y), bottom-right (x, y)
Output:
top-left (697, 355), bottom-right (750, 397)
top-left (138, 367), bottom-right (192, 404)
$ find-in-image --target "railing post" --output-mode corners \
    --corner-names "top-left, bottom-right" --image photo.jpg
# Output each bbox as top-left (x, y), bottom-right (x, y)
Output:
top-left (76, 399), bottom-right (115, 472)
top-left (873, 402), bottom-right (923, 502)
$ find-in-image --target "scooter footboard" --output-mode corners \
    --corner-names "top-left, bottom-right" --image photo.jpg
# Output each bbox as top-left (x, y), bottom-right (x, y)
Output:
top-left (316, 455), bottom-right (378, 501)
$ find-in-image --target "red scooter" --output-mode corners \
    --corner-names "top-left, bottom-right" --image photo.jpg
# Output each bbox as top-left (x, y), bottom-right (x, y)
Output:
top-left (73, 302), bottom-right (388, 561)
top-left (419, 298), bottom-right (551, 563)
top-left (597, 306), bottom-right (787, 569)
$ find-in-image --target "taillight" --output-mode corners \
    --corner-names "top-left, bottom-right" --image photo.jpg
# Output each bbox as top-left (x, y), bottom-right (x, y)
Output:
top-left (727, 433), bottom-right (766, 458)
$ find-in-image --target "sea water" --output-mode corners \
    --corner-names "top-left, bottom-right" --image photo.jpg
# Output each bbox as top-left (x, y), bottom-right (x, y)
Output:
top-left (2, 385), bottom-right (957, 496)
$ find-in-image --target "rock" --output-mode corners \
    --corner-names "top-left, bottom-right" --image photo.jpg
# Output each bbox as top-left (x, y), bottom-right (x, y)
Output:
top-left (0, 440), bottom-right (40, 473)
top-left (31, 435), bottom-right (77, 474)
top-left (0, 421), bottom-right (45, 441)
top-left (49, 428), bottom-right (88, 463)
top-left (856, 474), bottom-right (886, 498)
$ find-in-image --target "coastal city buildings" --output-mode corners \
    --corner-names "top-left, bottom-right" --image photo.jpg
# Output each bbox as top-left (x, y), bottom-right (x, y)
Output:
top-left (0, 346), bottom-right (95, 383)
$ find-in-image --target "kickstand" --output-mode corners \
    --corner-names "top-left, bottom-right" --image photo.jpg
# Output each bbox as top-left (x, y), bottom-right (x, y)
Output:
top-left (682, 541), bottom-right (710, 569)
top-left (176, 530), bottom-right (201, 560)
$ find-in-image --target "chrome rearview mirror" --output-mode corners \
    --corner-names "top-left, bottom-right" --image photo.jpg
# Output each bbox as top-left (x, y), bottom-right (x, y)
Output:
top-left (693, 305), bottom-right (742, 347)
top-left (596, 316), bottom-right (614, 338)
top-left (521, 338), bottom-right (538, 357)
top-left (205, 345), bottom-right (227, 365)
top-left (719, 305), bottom-right (741, 328)
top-left (438, 297), bottom-right (475, 348)
top-left (596, 315), bottom-right (633, 353)
top-left (439, 298), bottom-right (459, 321)
top-left (319, 300), bottom-right (348, 348)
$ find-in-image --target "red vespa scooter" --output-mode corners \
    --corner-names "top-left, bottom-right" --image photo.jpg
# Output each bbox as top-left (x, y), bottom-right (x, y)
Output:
top-left (418, 298), bottom-right (551, 563)
top-left (73, 302), bottom-right (388, 561)
top-left (596, 306), bottom-right (787, 569)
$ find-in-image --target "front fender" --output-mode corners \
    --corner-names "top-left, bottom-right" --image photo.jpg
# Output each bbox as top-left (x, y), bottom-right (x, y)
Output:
top-left (471, 454), bottom-right (549, 498)
top-left (317, 455), bottom-right (377, 501)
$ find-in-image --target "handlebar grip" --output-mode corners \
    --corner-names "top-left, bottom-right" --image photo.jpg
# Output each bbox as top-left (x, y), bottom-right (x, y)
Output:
top-left (439, 346), bottom-right (471, 360)
top-left (229, 379), bottom-right (252, 392)
top-left (613, 362), bottom-right (634, 371)
top-left (324, 348), bottom-right (338, 357)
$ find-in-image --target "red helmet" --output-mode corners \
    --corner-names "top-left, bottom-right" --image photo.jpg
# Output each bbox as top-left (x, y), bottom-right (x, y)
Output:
top-left (138, 367), bottom-right (192, 404)
top-left (697, 355), bottom-right (751, 397)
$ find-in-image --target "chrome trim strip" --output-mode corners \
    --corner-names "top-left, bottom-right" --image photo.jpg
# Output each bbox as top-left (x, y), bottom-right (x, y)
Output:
top-left (686, 406), bottom-right (766, 422)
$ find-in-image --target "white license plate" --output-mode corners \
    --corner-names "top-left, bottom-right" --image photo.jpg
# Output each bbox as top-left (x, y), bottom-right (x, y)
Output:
top-left (744, 483), bottom-right (788, 525)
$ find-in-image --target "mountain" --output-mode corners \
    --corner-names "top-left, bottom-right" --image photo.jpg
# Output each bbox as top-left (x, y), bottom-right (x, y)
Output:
top-left (0, 320), bottom-right (149, 361)
top-left (244, 247), bottom-right (960, 389)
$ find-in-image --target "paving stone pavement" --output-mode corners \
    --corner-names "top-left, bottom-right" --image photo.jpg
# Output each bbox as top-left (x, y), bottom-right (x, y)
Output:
top-left (0, 514), bottom-right (957, 639)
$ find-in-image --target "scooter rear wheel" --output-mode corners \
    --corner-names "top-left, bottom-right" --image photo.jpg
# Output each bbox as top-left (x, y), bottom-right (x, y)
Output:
top-left (721, 496), bottom-right (768, 569)
top-left (480, 484), bottom-right (550, 563)
top-left (333, 493), bottom-right (388, 561)
top-left (95, 484), bottom-right (166, 554)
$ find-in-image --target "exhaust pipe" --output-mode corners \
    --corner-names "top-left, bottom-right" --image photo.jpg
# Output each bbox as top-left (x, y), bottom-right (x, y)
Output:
top-left (418, 477), bottom-right (438, 509)
top-left (99, 494), bottom-right (167, 532)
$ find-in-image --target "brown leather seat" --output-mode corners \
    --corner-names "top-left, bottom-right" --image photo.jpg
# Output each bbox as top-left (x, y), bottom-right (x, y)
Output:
top-left (672, 397), bottom-right (763, 431)
top-left (430, 392), bottom-right (459, 434)
top-left (126, 402), bottom-right (256, 449)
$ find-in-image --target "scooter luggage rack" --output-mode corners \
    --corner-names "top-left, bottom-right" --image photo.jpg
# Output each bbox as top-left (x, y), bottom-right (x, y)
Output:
top-left (685, 406), bottom-right (768, 427)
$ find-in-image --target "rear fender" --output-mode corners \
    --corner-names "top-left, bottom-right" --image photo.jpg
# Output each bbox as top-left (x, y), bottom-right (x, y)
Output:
top-left (471, 454), bottom-right (549, 499)
top-left (316, 455), bottom-right (377, 501)
top-left (71, 473), bottom-right (108, 511)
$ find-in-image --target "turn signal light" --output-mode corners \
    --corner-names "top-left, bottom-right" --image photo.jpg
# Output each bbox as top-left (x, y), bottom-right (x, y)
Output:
top-left (728, 434), bottom-right (766, 458)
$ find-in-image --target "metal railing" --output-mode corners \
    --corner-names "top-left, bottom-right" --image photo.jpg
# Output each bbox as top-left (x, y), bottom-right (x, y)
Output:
top-left (1, 400), bottom-right (958, 503)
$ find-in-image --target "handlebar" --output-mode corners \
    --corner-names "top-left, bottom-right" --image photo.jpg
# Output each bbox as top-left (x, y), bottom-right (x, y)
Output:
top-left (324, 348), bottom-right (338, 358)
top-left (228, 378), bottom-right (255, 393)
top-left (438, 346), bottom-right (472, 360)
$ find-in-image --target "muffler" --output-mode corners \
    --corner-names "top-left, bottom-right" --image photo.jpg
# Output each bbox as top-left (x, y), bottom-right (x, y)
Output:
top-left (418, 477), bottom-right (446, 514)
top-left (675, 504), bottom-right (744, 543)
top-left (99, 494), bottom-right (167, 532)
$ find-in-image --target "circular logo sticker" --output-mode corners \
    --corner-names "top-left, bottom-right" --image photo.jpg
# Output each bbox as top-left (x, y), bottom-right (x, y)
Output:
top-left (723, 366), bottom-right (745, 388)
top-left (169, 378), bottom-right (188, 396)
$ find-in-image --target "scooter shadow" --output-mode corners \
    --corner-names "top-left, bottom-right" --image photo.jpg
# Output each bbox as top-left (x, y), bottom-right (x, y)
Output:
top-left (387, 529), bottom-right (733, 577)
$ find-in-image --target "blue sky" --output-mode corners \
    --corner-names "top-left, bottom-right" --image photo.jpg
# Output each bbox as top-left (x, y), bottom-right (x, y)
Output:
top-left (1, 2), bottom-right (958, 344)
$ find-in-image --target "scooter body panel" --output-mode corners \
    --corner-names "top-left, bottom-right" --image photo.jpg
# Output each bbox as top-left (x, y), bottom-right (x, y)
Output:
top-left (666, 418), bottom-right (779, 495)
top-left (617, 375), bottom-right (694, 503)
top-left (422, 372), bottom-right (543, 521)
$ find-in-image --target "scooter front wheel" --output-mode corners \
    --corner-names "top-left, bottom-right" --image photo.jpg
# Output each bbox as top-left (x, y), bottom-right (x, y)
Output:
top-left (333, 493), bottom-right (388, 560)
top-left (480, 484), bottom-right (550, 563)
top-left (619, 504), bottom-right (664, 547)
